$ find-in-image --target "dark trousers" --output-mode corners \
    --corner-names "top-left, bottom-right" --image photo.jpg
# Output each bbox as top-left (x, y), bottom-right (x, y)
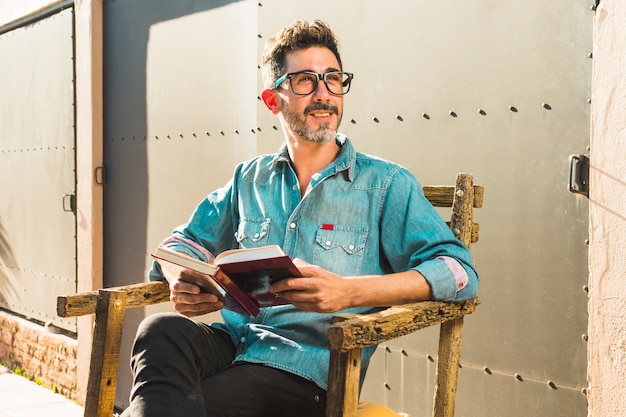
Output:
top-left (120, 313), bottom-right (327, 417)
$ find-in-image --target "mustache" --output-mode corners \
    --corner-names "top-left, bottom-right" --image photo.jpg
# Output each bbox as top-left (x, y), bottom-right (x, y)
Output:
top-left (304, 102), bottom-right (339, 114)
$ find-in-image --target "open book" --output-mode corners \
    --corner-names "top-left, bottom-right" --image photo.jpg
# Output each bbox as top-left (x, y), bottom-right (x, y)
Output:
top-left (151, 245), bottom-right (302, 317)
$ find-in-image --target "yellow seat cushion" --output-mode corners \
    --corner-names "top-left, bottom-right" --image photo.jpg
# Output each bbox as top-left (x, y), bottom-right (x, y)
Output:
top-left (357, 402), bottom-right (409, 417)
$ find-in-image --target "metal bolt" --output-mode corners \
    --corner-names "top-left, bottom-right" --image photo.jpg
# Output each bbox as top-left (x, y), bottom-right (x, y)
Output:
top-left (396, 115), bottom-right (404, 121)
top-left (350, 118), bottom-right (357, 124)
top-left (426, 354), bottom-right (434, 362)
top-left (478, 109), bottom-right (487, 115)
top-left (509, 106), bottom-right (518, 112)
top-left (449, 111), bottom-right (457, 117)
top-left (515, 373), bottom-right (523, 382)
top-left (422, 113), bottom-right (430, 120)
top-left (483, 367), bottom-right (492, 375)
top-left (372, 117), bottom-right (380, 123)
top-left (114, 299), bottom-right (123, 311)
top-left (542, 103), bottom-right (552, 110)
top-left (547, 381), bottom-right (557, 390)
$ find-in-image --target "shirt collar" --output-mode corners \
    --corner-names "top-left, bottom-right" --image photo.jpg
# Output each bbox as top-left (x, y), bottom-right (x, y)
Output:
top-left (272, 133), bottom-right (355, 181)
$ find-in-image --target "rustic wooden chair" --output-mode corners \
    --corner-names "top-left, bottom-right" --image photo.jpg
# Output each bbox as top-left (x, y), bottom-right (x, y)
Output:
top-left (57, 173), bottom-right (482, 417)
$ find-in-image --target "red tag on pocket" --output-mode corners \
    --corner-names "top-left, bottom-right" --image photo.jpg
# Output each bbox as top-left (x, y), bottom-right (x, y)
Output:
top-left (321, 224), bottom-right (334, 230)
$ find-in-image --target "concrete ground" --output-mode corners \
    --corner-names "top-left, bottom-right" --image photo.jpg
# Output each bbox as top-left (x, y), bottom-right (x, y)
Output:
top-left (0, 365), bottom-right (83, 417)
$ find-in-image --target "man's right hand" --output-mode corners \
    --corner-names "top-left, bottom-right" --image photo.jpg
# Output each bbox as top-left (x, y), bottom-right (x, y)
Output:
top-left (169, 270), bottom-right (225, 317)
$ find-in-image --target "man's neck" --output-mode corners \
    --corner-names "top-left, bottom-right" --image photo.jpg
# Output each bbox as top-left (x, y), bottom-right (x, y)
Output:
top-left (285, 136), bottom-right (341, 196)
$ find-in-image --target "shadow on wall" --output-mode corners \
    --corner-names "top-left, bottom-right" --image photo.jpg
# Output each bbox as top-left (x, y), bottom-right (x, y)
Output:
top-left (0, 219), bottom-right (19, 306)
top-left (103, 1), bottom-right (242, 408)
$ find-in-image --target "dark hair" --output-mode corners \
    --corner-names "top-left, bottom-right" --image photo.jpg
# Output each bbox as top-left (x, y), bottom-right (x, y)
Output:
top-left (261, 20), bottom-right (342, 88)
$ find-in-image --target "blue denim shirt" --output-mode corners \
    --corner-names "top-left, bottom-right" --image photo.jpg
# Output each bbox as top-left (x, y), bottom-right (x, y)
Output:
top-left (151, 134), bottom-right (479, 390)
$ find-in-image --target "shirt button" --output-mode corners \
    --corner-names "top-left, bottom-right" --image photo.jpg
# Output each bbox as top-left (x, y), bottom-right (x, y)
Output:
top-left (325, 240), bottom-right (332, 247)
top-left (348, 245), bottom-right (355, 251)
top-left (290, 222), bottom-right (297, 229)
top-left (254, 233), bottom-right (260, 239)
top-left (240, 337), bottom-right (246, 344)
top-left (292, 185), bottom-right (298, 191)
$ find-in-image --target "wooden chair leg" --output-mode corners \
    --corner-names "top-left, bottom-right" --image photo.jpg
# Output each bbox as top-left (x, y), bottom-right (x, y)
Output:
top-left (432, 317), bottom-right (465, 417)
top-left (84, 289), bottom-right (127, 417)
top-left (326, 347), bottom-right (362, 417)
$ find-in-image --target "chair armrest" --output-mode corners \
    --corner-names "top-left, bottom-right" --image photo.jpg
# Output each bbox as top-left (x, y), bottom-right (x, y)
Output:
top-left (57, 280), bottom-right (170, 318)
top-left (328, 297), bottom-right (479, 352)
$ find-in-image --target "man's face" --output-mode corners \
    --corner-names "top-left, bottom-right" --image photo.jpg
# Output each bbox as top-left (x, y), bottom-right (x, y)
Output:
top-left (276, 47), bottom-right (344, 144)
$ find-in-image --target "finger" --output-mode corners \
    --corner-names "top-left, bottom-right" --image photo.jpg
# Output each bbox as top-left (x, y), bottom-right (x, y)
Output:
top-left (171, 279), bottom-right (202, 294)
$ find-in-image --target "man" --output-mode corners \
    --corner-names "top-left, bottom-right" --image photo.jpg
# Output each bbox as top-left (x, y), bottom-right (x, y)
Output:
top-left (121, 19), bottom-right (478, 417)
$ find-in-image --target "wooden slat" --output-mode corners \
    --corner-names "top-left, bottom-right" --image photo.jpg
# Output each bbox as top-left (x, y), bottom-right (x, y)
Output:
top-left (433, 317), bottom-right (465, 417)
top-left (423, 185), bottom-right (484, 208)
top-left (328, 298), bottom-right (479, 352)
top-left (57, 280), bottom-right (170, 318)
top-left (84, 290), bottom-right (126, 417)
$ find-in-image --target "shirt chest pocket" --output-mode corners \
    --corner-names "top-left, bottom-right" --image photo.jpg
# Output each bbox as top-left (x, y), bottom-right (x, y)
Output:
top-left (313, 226), bottom-right (368, 276)
top-left (235, 218), bottom-right (271, 248)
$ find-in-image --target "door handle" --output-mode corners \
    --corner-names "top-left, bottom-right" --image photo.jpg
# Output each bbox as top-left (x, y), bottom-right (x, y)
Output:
top-left (568, 154), bottom-right (589, 198)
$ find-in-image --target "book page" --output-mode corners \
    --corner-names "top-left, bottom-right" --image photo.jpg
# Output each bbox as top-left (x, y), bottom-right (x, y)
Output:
top-left (214, 245), bottom-right (286, 265)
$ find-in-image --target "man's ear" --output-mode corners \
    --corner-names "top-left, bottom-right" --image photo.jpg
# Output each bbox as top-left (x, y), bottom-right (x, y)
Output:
top-left (261, 89), bottom-right (281, 114)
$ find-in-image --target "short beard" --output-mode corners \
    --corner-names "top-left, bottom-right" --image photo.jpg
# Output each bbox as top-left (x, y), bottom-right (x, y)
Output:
top-left (282, 102), bottom-right (341, 144)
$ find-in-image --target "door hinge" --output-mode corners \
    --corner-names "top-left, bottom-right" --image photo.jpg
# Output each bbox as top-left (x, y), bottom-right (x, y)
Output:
top-left (568, 154), bottom-right (589, 198)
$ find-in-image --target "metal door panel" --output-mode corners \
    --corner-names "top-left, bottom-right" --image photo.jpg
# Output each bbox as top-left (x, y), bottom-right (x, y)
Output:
top-left (104, 1), bottom-right (591, 414)
top-left (258, 1), bottom-right (590, 416)
top-left (0, 8), bottom-right (76, 332)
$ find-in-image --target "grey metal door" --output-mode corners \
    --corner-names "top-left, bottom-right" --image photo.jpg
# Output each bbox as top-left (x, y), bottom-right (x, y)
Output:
top-left (103, 1), bottom-right (590, 415)
top-left (0, 8), bottom-right (77, 332)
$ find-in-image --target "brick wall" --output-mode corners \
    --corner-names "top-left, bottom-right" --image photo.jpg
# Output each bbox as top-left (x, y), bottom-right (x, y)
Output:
top-left (0, 310), bottom-right (78, 401)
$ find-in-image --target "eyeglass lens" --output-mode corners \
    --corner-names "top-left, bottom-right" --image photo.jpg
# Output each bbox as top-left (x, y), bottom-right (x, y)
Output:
top-left (290, 72), bottom-right (351, 95)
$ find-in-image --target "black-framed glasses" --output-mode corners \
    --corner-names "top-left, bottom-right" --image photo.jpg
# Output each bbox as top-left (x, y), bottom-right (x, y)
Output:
top-left (273, 70), bottom-right (354, 96)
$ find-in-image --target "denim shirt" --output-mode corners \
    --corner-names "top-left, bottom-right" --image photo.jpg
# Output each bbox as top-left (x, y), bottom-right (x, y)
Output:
top-left (151, 134), bottom-right (479, 390)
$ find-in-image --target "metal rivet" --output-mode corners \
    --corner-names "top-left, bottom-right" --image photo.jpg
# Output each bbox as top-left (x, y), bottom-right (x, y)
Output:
top-left (453, 228), bottom-right (460, 237)
top-left (219, 130), bottom-right (225, 136)
top-left (401, 349), bottom-right (408, 356)
top-left (114, 300), bottom-right (123, 311)
top-left (251, 129), bottom-right (256, 134)
top-left (581, 387), bottom-right (588, 396)
top-left (192, 132), bottom-right (196, 137)
top-left (584, 239), bottom-right (590, 245)
top-left (350, 118), bottom-right (357, 124)
top-left (449, 111), bottom-right (457, 117)
top-left (384, 383), bottom-right (391, 390)
top-left (582, 334), bottom-right (589, 341)
top-left (587, 52), bottom-right (593, 59)
top-left (422, 113), bottom-right (430, 120)
top-left (583, 285), bottom-right (589, 292)
top-left (272, 125), bottom-right (278, 130)
top-left (547, 381), bottom-right (557, 390)
top-left (483, 367), bottom-right (492, 375)
top-left (372, 117), bottom-right (379, 123)
top-left (515, 373), bottom-right (523, 382)
top-left (456, 190), bottom-right (464, 197)
top-left (542, 103), bottom-right (552, 110)
top-left (478, 109), bottom-right (487, 115)
top-left (426, 354), bottom-right (434, 362)
top-left (509, 106), bottom-right (518, 112)
top-left (205, 131), bottom-right (210, 136)
top-left (385, 346), bottom-right (392, 353)
top-left (396, 115), bottom-right (403, 121)
top-left (234, 130), bottom-right (239, 134)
